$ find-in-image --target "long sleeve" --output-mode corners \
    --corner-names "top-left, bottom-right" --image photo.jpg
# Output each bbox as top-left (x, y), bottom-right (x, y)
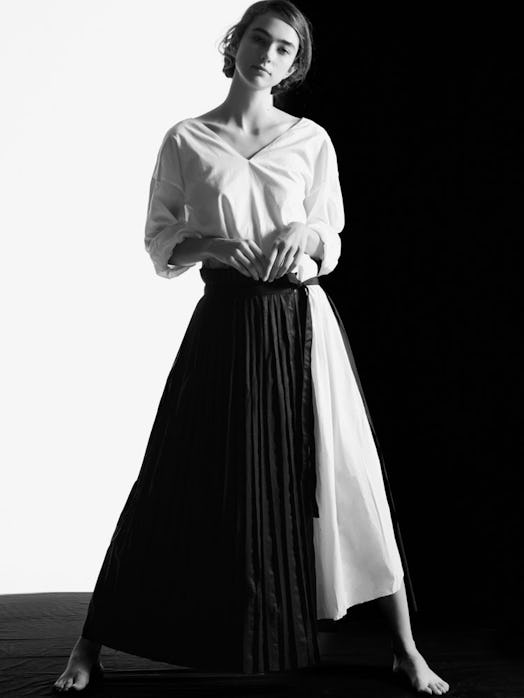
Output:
top-left (303, 130), bottom-right (345, 276)
top-left (144, 130), bottom-right (203, 279)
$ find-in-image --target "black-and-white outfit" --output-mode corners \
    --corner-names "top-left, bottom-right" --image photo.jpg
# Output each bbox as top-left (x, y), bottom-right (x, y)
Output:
top-left (82, 116), bottom-right (418, 674)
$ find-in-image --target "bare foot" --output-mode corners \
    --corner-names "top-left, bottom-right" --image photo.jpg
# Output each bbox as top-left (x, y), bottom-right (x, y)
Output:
top-left (53, 636), bottom-right (103, 692)
top-left (392, 647), bottom-right (450, 695)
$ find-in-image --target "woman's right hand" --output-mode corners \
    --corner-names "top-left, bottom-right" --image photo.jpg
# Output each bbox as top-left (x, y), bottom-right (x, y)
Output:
top-left (207, 238), bottom-right (268, 280)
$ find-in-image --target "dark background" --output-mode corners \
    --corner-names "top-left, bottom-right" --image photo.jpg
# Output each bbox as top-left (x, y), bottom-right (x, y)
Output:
top-left (278, 10), bottom-right (522, 634)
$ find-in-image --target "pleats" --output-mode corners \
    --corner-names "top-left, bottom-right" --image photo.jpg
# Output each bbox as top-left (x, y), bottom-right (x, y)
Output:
top-left (81, 267), bottom-right (321, 674)
top-left (81, 265), bottom-right (418, 674)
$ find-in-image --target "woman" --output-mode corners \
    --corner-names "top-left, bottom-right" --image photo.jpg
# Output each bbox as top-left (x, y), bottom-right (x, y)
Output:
top-left (54, 1), bottom-right (449, 694)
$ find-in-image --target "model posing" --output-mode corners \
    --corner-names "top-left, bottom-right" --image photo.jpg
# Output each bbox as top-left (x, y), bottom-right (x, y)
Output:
top-left (54, 2), bottom-right (449, 694)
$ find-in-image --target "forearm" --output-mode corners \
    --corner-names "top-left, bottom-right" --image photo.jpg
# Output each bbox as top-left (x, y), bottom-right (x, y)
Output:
top-left (168, 229), bottom-right (323, 267)
top-left (168, 236), bottom-right (221, 267)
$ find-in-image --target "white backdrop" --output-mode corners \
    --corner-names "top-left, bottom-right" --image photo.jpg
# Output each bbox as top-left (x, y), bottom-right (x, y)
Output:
top-left (0, 0), bottom-right (248, 594)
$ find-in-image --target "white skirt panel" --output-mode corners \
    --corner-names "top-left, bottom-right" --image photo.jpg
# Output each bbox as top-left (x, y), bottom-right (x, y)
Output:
top-left (307, 285), bottom-right (405, 621)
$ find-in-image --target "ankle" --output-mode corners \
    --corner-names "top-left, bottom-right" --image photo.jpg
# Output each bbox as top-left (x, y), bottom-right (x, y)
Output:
top-left (391, 638), bottom-right (417, 657)
top-left (74, 636), bottom-right (101, 658)
top-left (80, 636), bottom-right (101, 648)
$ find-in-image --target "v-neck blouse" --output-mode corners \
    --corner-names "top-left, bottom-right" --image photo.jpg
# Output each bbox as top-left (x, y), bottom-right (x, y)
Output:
top-left (191, 116), bottom-right (306, 162)
top-left (144, 116), bottom-right (345, 279)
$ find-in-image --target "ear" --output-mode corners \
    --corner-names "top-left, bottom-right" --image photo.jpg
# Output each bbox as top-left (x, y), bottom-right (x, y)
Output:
top-left (229, 38), bottom-right (239, 60)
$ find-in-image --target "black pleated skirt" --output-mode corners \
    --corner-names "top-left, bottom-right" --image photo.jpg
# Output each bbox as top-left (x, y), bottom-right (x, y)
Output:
top-left (81, 267), bottom-right (323, 674)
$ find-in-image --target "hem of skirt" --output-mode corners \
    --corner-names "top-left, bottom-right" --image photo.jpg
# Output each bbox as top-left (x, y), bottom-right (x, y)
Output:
top-left (81, 630), bottom-right (322, 675)
top-left (316, 574), bottom-right (405, 622)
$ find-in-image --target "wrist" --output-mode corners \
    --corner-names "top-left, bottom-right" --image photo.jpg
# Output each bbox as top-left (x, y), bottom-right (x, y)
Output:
top-left (305, 227), bottom-right (323, 260)
top-left (202, 236), bottom-right (222, 261)
top-left (168, 235), bottom-right (221, 267)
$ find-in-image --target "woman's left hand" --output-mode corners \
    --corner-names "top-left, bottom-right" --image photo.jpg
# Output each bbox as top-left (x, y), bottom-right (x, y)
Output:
top-left (263, 222), bottom-right (310, 282)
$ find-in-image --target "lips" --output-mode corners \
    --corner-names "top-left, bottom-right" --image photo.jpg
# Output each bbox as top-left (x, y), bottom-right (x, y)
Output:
top-left (252, 65), bottom-right (269, 74)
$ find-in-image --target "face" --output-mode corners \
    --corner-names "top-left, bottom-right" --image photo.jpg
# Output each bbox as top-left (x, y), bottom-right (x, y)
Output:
top-left (234, 12), bottom-right (300, 90)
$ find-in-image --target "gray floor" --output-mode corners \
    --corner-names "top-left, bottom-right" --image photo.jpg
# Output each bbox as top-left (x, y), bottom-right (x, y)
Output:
top-left (0, 592), bottom-right (521, 697)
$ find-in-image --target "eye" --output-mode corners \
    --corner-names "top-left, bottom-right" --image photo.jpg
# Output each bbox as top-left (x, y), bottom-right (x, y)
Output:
top-left (279, 47), bottom-right (289, 54)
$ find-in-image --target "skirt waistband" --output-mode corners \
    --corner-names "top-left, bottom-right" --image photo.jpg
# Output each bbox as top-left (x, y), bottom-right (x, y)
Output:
top-left (200, 267), bottom-right (320, 297)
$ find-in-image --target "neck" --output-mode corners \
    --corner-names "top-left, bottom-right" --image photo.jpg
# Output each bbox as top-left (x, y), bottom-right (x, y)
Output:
top-left (216, 74), bottom-right (277, 131)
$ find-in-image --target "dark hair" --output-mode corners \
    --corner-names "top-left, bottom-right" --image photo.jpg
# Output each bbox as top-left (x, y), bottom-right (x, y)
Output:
top-left (218, 0), bottom-right (313, 96)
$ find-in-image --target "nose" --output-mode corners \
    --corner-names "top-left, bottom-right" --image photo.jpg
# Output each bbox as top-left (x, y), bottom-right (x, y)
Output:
top-left (258, 44), bottom-right (277, 65)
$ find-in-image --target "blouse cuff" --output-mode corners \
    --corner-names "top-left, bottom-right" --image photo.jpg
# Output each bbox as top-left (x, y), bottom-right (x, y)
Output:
top-left (308, 223), bottom-right (342, 277)
top-left (145, 224), bottom-right (204, 279)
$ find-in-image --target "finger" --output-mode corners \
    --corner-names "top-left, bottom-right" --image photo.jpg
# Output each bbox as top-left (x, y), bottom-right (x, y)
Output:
top-left (235, 250), bottom-right (261, 279)
top-left (288, 247), bottom-right (307, 276)
top-left (237, 241), bottom-right (263, 278)
top-left (292, 246), bottom-right (306, 269)
top-left (248, 240), bottom-right (267, 263)
top-left (275, 249), bottom-right (299, 279)
top-left (248, 239), bottom-right (265, 256)
top-left (228, 256), bottom-right (251, 278)
top-left (268, 244), bottom-right (290, 281)
top-left (268, 254), bottom-right (286, 281)
top-left (263, 246), bottom-right (279, 281)
top-left (244, 243), bottom-right (266, 279)
top-left (252, 244), bottom-right (270, 279)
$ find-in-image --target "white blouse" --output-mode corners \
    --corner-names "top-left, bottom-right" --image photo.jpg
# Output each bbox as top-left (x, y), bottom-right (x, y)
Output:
top-left (144, 116), bottom-right (344, 280)
top-left (143, 116), bottom-right (406, 620)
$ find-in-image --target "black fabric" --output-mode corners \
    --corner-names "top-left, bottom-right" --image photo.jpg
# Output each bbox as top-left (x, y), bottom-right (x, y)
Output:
top-left (82, 268), bottom-right (322, 675)
top-left (80, 266), bottom-right (418, 676)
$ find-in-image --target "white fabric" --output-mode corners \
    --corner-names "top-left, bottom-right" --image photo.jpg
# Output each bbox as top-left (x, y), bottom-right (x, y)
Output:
top-left (308, 285), bottom-right (404, 619)
top-left (144, 117), bottom-right (344, 279)
top-left (144, 116), bottom-right (404, 620)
